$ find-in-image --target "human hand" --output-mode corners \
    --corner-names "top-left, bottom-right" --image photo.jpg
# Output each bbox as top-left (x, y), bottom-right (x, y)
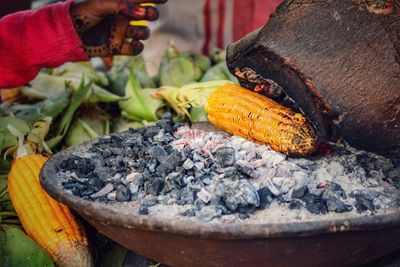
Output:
top-left (71, 0), bottom-right (167, 57)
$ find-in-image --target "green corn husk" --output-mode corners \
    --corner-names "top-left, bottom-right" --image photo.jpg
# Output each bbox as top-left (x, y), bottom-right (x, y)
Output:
top-left (65, 108), bottom-right (110, 146)
top-left (158, 46), bottom-right (209, 87)
top-left (46, 80), bottom-right (91, 148)
top-left (119, 69), bottom-right (164, 122)
top-left (154, 80), bottom-right (234, 119)
top-left (0, 227), bottom-right (55, 267)
top-left (52, 62), bottom-right (109, 88)
top-left (210, 48), bottom-right (226, 64)
top-left (112, 118), bottom-right (145, 133)
top-left (21, 73), bottom-right (126, 103)
top-left (190, 107), bottom-right (208, 122)
top-left (37, 89), bottom-right (72, 118)
top-left (108, 55), bottom-right (156, 96)
top-left (0, 117), bottom-right (30, 153)
top-left (200, 61), bottom-right (238, 83)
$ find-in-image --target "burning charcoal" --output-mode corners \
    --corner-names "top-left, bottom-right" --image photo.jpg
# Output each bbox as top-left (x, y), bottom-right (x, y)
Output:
top-left (214, 147), bottom-right (235, 167)
top-left (180, 209), bottom-right (196, 217)
top-left (139, 205), bottom-right (149, 215)
top-left (183, 159), bottom-right (195, 170)
top-left (116, 185), bottom-right (130, 202)
top-left (147, 178), bottom-right (164, 196)
top-left (148, 146), bottom-right (168, 163)
top-left (292, 185), bottom-right (309, 199)
top-left (289, 200), bottom-right (303, 210)
top-left (303, 193), bottom-right (327, 214)
top-left (257, 188), bottom-right (274, 209)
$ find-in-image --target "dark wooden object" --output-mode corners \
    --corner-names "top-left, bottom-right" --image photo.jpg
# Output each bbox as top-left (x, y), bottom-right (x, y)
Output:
top-left (227, 0), bottom-right (400, 156)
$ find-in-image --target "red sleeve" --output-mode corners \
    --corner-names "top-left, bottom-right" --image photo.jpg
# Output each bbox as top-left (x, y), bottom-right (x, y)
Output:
top-left (0, 1), bottom-right (89, 89)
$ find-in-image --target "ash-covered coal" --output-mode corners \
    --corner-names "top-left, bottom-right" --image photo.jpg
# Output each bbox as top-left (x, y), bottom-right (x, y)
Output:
top-left (58, 113), bottom-right (400, 222)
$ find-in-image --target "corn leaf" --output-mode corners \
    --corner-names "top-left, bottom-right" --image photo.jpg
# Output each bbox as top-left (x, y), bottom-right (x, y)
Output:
top-left (119, 69), bottom-right (164, 122)
top-left (0, 227), bottom-right (54, 267)
top-left (46, 80), bottom-right (91, 148)
top-left (0, 117), bottom-right (30, 153)
top-left (22, 73), bottom-right (126, 103)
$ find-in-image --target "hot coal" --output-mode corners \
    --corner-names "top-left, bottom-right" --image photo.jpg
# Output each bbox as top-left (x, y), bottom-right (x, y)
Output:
top-left (57, 113), bottom-right (400, 222)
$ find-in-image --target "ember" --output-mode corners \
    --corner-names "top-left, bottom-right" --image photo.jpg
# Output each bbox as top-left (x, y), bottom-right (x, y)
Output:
top-left (57, 113), bottom-right (400, 222)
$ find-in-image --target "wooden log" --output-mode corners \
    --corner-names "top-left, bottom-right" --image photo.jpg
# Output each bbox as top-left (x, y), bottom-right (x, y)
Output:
top-left (227, 0), bottom-right (400, 156)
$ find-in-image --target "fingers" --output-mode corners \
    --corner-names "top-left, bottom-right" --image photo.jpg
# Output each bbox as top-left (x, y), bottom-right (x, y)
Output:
top-left (126, 26), bottom-right (150, 40)
top-left (122, 5), bottom-right (160, 21)
top-left (120, 40), bottom-right (144, 56)
top-left (107, 15), bottom-right (130, 55)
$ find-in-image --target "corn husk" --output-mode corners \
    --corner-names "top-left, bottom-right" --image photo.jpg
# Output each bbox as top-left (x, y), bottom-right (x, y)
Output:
top-left (154, 80), bottom-right (234, 119)
top-left (119, 69), bottom-right (164, 122)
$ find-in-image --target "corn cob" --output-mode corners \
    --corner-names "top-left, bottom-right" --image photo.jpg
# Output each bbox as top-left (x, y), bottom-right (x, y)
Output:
top-left (8, 154), bottom-right (93, 267)
top-left (205, 84), bottom-right (317, 156)
top-left (6, 118), bottom-right (93, 267)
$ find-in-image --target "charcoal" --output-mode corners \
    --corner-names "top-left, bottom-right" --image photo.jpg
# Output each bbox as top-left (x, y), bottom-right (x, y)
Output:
top-left (156, 153), bottom-right (182, 177)
top-left (292, 185), bottom-right (309, 199)
top-left (141, 198), bottom-right (158, 207)
top-left (214, 147), bottom-right (235, 167)
top-left (145, 126), bottom-right (161, 140)
top-left (329, 182), bottom-right (346, 198)
top-left (289, 200), bottom-right (303, 210)
top-left (183, 159), bottom-right (194, 170)
top-left (178, 187), bottom-right (195, 205)
top-left (238, 213), bottom-right (250, 220)
top-left (180, 209), bottom-right (196, 217)
top-left (195, 206), bottom-right (222, 222)
top-left (197, 189), bottom-right (212, 204)
top-left (98, 137), bottom-right (112, 144)
top-left (257, 188), bottom-right (274, 209)
top-left (353, 193), bottom-right (376, 213)
top-left (116, 185), bottom-right (130, 202)
top-left (138, 205), bottom-right (149, 215)
top-left (148, 146), bottom-right (168, 163)
top-left (235, 162), bottom-right (254, 177)
top-left (146, 159), bottom-right (157, 173)
top-left (147, 178), bottom-right (164, 196)
top-left (129, 183), bottom-right (139, 195)
top-left (326, 196), bottom-right (351, 213)
top-left (222, 181), bottom-right (260, 212)
top-left (181, 148), bottom-right (193, 160)
top-left (303, 193), bottom-right (327, 214)
top-left (87, 178), bottom-right (105, 191)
